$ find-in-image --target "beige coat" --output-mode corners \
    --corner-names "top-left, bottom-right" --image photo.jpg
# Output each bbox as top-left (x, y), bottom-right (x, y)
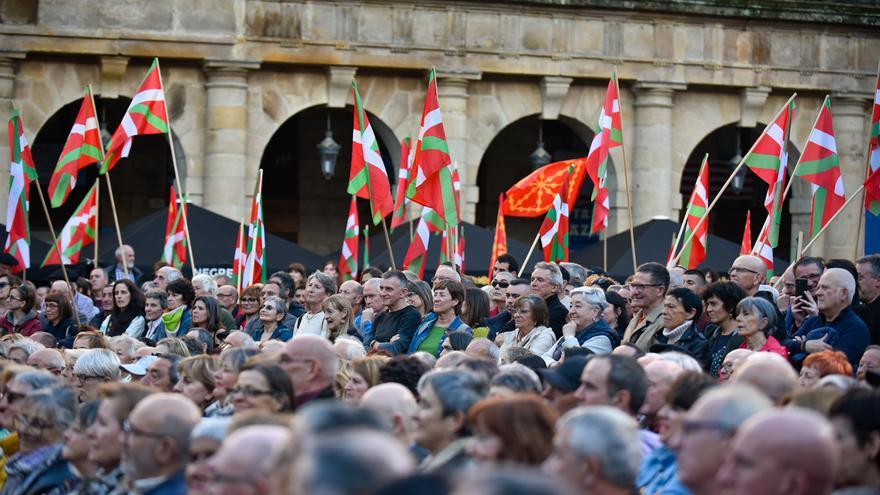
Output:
top-left (622, 303), bottom-right (665, 352)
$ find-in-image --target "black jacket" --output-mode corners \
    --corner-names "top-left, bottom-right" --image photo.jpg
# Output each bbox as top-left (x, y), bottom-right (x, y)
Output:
top-left (545, 294), bottom-right (569, 339)
top-left (652, 322), bottom-right (710, 369)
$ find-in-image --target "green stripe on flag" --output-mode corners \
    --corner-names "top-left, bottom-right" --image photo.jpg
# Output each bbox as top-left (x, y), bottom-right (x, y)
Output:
top-left (795, 156), bottom-right (840, 177)
top-left (421, 136), bottom-right (450, 154)
top-left (745, 153), bottom-right (781, 171)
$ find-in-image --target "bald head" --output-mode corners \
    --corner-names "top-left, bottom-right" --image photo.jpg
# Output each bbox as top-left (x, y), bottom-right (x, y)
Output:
top-left (642, 360), bottom-right (684, 416)
top-left (360, 383), bottom-right (418, 442)
top-left (465, 339), bottom-right (499, 361)
top-left (730, 255), bottom-right (767, 295)
top-left (732, 353), bottom-right (797, 404)
top-left (816, 268), bottom-right (857, 317)
top-left (26, 348), bottom-right (65, 373)
top-left (434, 265), bottom-right (461, 284)
top-left (210, 425), bottom-right (295, 491)
top-left (282, 335), bottom-right (339, 397)
top-left (718, 409), bottom-right (838, 495)
top-left (124, 393), bottom-right (201, 479)
top-left (435, 350), bottom-right (468, 369)
top-left (223, 330), bottom-right (254, 348)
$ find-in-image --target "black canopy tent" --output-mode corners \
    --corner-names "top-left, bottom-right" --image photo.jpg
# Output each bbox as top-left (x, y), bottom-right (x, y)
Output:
top-left (569, 217), bottom-right (787, 279)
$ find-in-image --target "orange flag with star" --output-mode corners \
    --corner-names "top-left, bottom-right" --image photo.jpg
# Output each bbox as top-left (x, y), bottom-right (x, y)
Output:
top-left (503, 158), bottom-right (588, 217)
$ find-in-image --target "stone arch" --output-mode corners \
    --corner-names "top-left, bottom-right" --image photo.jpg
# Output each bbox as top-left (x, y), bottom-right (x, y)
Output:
top-left (258, 103), bottom-right (398, 254)
top-left (30, 95), bottom-right (186, 233)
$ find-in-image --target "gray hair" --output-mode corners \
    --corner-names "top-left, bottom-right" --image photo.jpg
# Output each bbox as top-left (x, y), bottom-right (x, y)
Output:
top-left (192, 274), bottom-right (219, 296)
top-left (262, 295), bottom-right (286, 315)
top-left (492, 364), bottom-right (542, 394)
top-left (558, 406), bottom-right (643, 488)
top-left (10, 338), bottom-right (45, 358)
top-left (669, 269), bottom-right (685, 289)
top-left (158, 266), bottom-right (183, 283)
top-left (533, 262), bottom-right (564, 287)
top-left (335, 336), bottom-right (367, 361)
top-left (736, 297), bottom-right (778, 334)
top-left (145, 291), bottom-right (168, 309)
top-left (114, 244), bottom-right (133, 259)
top-left (308, 271), bottom-right (338, 296)
top-left (191, 417), bottom-right (232, 442)
top-left (560, 262), bottom-right (588, 287)
top-left (857, 254), bottom-right (880, 278)
top-left (570, 286), bottom-right (607, 311)
top-left (417, 369), bottom-right (488, 417)
top-left (14, 370), bottom-right (63, 391)
top-left (826, 268), bottom-right (857, 304)
top-left (22, 386), bottom-right (78, 431)
top-left (657, 351), bottom-right (704, 372)
top-left (109, 335), bottom-right (145, 360)
top-left (219, 347), bottom-right (260, 372)
top-left (694, 385), bottom-right (772, 431)
top-left (73, 348), bottom-right (121, 381)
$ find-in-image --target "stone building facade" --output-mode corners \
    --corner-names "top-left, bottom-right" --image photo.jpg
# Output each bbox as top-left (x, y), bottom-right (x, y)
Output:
top-left (0, 0), bottom-right (877, 260)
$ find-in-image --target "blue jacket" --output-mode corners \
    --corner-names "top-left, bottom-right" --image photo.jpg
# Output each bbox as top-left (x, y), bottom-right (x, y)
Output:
top-left (141, 469), bottom-right (187, 495)
top-left (252, 323), bottom-right (293, 342)
top-left (787, 306), bottom-right (870, 369)
top-left (402, 312), bottom-right (472, 356)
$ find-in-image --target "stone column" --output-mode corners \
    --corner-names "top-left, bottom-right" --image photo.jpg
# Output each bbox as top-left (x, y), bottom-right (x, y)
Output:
top-left (203, 61), bottom-right (258, 221)
top-left (437, 70), bottom-right (480, 224)
top-left (631, 81), bottom-right (687, 225)
top-left (820, 93), bottom-right (870, 259)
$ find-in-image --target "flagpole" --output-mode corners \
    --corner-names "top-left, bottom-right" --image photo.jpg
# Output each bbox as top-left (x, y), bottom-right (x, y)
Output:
top-left (603, 230), bottom-right (608, 273)
top-left (236, 217), bottom-right (244, 296)
top-left (854, 59), bottom-right (879, 260)
top-left (614, 71), bottom-right (639, 274)
top-left (380, 217), bottom-right (397, 270)
top-left (518, 232), bottom-right (541, 278)
top-left (795, 231), bottom-right (804, 260)
top-left (671, 154), bottom-right (708, 260)
top-left (672, 93), bottom-right (798, 266)
top-left (800, 184), bottom-right (865, 256)
top-left (94, 178), bottom-right (99, 269)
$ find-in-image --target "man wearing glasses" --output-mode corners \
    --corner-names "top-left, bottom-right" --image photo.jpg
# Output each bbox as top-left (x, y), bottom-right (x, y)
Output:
top-left (729, 255), bottom-right (768, 297)
top-left (622, 262), bottom-right (670, 352)
top-left (121, 393), bottom-right (201, 495)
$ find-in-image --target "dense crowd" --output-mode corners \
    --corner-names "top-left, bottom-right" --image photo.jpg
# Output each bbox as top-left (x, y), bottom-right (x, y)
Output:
top-left (0, 244), bottom-right (877, 495)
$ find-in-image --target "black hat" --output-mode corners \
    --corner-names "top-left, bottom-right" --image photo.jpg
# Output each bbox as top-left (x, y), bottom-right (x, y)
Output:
top-left (0, 253), bottom-right (18, 267)
top-left (537, 355), bottom-right (590, 392)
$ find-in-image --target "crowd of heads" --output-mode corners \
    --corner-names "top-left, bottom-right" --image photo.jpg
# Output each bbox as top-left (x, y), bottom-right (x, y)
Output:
top-left (0, 248), bottom-right (875, 495)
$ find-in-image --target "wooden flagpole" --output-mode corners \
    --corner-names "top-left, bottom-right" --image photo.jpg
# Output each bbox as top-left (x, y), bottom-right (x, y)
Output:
top-left (381, 217), bottom-right (396, 270)
top-left (518, 232), bottom-right (541, 277)
top-left (603, 230), bottom-right (608, 273)
top-left (670, 153), bottom-right (708, 260)
top-left (800, 184), bottom-right (865, 256)
top-left (93, 178), bottom-right (99, 269)
top-left (673, 93), bottom-right (797, 266)
top-left (613, 71), bottom-right (638, 274)
top-left (235, 217), bottom-right (244, 295)
top-left (795, 231), bottom-right (804, 260)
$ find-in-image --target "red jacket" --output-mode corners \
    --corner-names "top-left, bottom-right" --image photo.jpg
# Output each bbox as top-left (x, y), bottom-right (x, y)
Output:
top-left (740, 335), bottom-right (790, 359)
top-left (0, 311), bottom-right (44, 337)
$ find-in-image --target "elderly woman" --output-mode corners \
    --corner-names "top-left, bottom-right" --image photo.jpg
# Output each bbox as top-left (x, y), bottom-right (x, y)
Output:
top-left (465, 394), bottom-right (558, 466)
top-left (230, 362), bottom-right (295, 414)
top-left (99, 279), bottom-right (145, 339)
top-left (252, 296), bottom-right (292, 343)
top-left (400, 280), bottom-right (472, 358)
top-left (143, 291), bottom-right (168, 344)
top-left (736, 297), bottom-right (789, 358)
top-left (72, 330), bottom-right (109, 350)
top-left (798, 350), bottom-right (854, 388)
top-left (5, 386), bottom-right (78, 493)
top-left (0, 284), bottom-right (43, 336)
top-left (499, 295), bottom-right (555, 358)
top-left (173, 355), bottom-right (220, 412)
top-left (72, 349), bottom-right (121, 403)
top-left (108, 335), bottom-right (145, 365)
top-left (162, 278), bottom-right (195, 336)
top-left (654, 288), bottom-right (709, 367)
top-left (293, 272), bottom-right (337, 338)
top-left (234, 285), bottom-right (262, 330)
top-left (62, 399), bottom-right (100, 489)
top-left (186, 417), bottom-right (232, 495)
top-left (342, 356), bottom-right (389, 404)
top-left (544, 287), bottom-right (619, 363)
top-left (207, 347), bottom-right (260, 417)
top-left (40, 293), bottom-right (79, 347)
top-left (702, 282), bottom-right (747, 377)
top-left (7, 339), bottom-right (43, 365)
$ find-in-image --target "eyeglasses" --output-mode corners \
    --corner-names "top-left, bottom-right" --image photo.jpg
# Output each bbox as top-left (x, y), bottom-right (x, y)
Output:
top-left (206, 469), bottom-right (257, 485)
top-left (1, 390), bottom-right (26, 404)
top-left (491, 280), bottom-right (510, 288)
top-left (629, 283), bottom-right (663, 292)
top-left (74, 373), bottom-right (104, 384)
top-left (218, 293), bottom-right (236, 298)
top-left (730, 267), bottom-right (759, 275)
top-left (0, 282), bottom-right (9, 289)
top-left (228, 387), bottom-right (273, 398)
top-left (260, 305), bottom-right (277, 311)
top-left (6, 295), bottom-right (21, 302)
top-left (14, 414), bottom-right (53, 432)
top-left (122, 420), bottom-right (168, 438)
top-left (681, 419), bottom-right (736, 436)
top-left (241, 297), bottom-right (258, 303)
top-left (44, 302), bottom-right (60, 309)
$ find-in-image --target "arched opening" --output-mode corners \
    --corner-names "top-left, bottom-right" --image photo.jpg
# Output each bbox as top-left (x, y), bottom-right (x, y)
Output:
top-left (476, 114), bottom-right (598, 251)
top-left (259, 104), bottom-right (398, 253)
top-left (681, 123), bottom-right (800, 256)
top-left (31, 96), bottom-right (184, 235)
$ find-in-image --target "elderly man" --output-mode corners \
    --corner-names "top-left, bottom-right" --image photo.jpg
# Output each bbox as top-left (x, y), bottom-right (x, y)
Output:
top-left (73, 348), bottom-right (121, 402)
top-left (622, 263), bottom-right (670, 352)
top-left (141, 353), bottom-right (180, 392)
top-left (373, 271), bottom-right (421, 351)
top-left (433, 263), bottom-right (462, 289)
top-left (207, 425), bottom-right (296, 495)
top-left (221, 330), bottom-right (255, 349)
top-left (153, 266), bottom-right (182, 291)
top-left (26, 348), bottom-right (66, 375)
top-left (360, 383), bottom-right (426, 461)
top-left (574, 354), bottom-right (659, 455)
top-left (89, 268), bottom-right (109, 304)
top-left (121, 393), bottom-right (201, 495)
top-left (671, 385), bottom-right (772, 495)
top-left (731, 353), bottom-right (797, 405)
top-left (216, 284), bottom-right (241, 319)
top-left (486, 278), bottom-right (529, 339)
top-left (50, 279), bottom-right (99, 322)
top-left (857, 345), bottom-right (880, 383)
top-left (543, 406), bottom-right (643, 495)
top-left (729, 255), bottom-right (767, 297)
top-left (785, 267), bottom-right (870, 369)
top-left (108, 244), bottom-right (143, 284)
top-left (640, 360), bottom-right (684, 432)
top-left (856, 254), bottom-right (880, 343)
top-left (191, 274), bottom-right (236, 330)
top-left (529, 262), bottom-right (569, 338)
top-left (280, 335), bottom-right (339, 407)
top-left (717, 409), bottom-right (839, 495)
top-left (355, 278), bottom-right (385, 339)
top-left (339, 280), bottom-right (364, 316)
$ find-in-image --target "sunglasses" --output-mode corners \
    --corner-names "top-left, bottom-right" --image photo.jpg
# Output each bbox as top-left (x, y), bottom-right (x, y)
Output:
top-left (491, 280), bottom-right (510, 288)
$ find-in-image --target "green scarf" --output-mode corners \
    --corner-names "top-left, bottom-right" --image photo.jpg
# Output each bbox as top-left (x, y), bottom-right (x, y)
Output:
top-left (161, 306), bottom-right (185, 335)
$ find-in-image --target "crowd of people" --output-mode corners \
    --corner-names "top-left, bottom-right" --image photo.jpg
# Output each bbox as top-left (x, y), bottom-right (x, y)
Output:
top-left (0, 244), bottom-right (877, 495)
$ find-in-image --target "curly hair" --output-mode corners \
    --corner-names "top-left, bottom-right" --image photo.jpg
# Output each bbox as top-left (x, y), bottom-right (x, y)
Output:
top-left (803, 350), bottom-right (853, 378)
top-left (379, 356), bottom-right (431, 398)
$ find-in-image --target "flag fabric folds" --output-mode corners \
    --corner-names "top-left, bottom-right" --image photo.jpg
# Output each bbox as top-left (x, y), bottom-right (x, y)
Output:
top-left (339, 196), bottom-right (360, 282)
top-left (233, 220), bottom-right (245, 289)
top-left (584, 74), bottom-right (623, 235)
top-left (49, 89), bottom-right (103, 207)
top-left (407, 68), bottom-right (459, 229)
top-left (489, 194), bottom-right (508, 278)
top-left (744, 99), bottom-right (795, 248)
top-left (866, 66), bottom-right (880, 216)
top-left (5, 110), bottom-right (36, 271)
top-left (349, 81), bottom-right (393, 225)
top-left (403, 208), bottom-right (432, 279)
top-left (753, 215), bottom-right (774, 274)
top-left (740, 211), bottom-right (753, 256)
top-left (242, 175), bottom-right (266, 288)
top-left (363, 224), bottom-right (370, 270)
top-left (43, 181), bottom-right (98, 266)
top-left (390, 135), bottom-right (413, 231)
top-left (162, 185), bottom-right (188, 269)
top-left (539, 168), bottom-right (573, 263)
top-left (503, 158), bottom-right (588, 217)
top-left (677, 155), bottom-right (709, 269)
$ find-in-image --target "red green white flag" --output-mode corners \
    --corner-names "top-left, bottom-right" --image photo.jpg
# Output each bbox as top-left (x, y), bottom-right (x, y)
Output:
top-left (794, 96), bottom-right (846, 238)
top-left (42, 180), bottom-right (98, 266)
top-left (865, 64), bottom-right (880, 216)
top-left (349, 81), bottom-right (393, 225)
top-left (100, 58), bottom-right (169, 174)
top-left (740, 211), bottom-right (753, 256)
top-left (678, 155), bottom-right (709, 269)
top-left (233, 220), bottom-right (245, 288)
top-left (753, 214), bottom-right (774, 274)
top-left (242, 174), bottom-right (266, 288)
top-left (49, 88), bottom-right (103, 207)
top-left (489, 193), bottom-right (508, 279)
top-left (362, 224), bottom-right (370, 270)
top-left (162, 185), bottom-right (188, 269)
top-left (540, 167), bottom-right (573, 263)
top-left (390, 135), bottom-right (413, 230)
top-left (4, 110), bottom-right (37, 271)
top-left (585, 73), bottom-right (623, 235)
top-left (403, 207), bottom-right (433, 279)
top-left (744, 98), bottom-right (795, 248)
top-left (339, 196), bottom-right (360, 282)
top-left (407, 68), bottom-right (459, 230)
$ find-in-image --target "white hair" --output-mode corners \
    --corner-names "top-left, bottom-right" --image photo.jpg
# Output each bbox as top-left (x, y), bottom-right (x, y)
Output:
top-left (558, 406), bottom-right (643, 488)
top-left (10, 338), bottom-right (45, 358)
top-left (533, 262), bottom-right (564, 287)
top-left (334, 336), bottom-right (367, 361)
top-left (158, 266), bottom-right (183, 282)
top-left (114, 244), bottom-right (133, 258)
top-left (108, 335), bottom-right (145, 360)
top-left (826, 268), bottom-right (857, 304)
top-left (570, 286), bottom-right (607, 311)
top-left (693, 385), bottom-right (772, 430)
top-left (497, 363), bottom-right (542, 390)
top-left (657, 351), bottom-right (703, 372)
top-left (192, 274), bottom-right (219, 296)
top-left (73, 348), bottom-right (121, 381)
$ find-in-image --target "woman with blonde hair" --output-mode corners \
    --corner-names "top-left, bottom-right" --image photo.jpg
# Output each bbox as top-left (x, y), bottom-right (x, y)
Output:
top-left (322, 294), bottom-right (360, 342)
top-left (174, 355), bottom-right (220, 412)
top-left (342, 356), bottom-right (389, 404)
